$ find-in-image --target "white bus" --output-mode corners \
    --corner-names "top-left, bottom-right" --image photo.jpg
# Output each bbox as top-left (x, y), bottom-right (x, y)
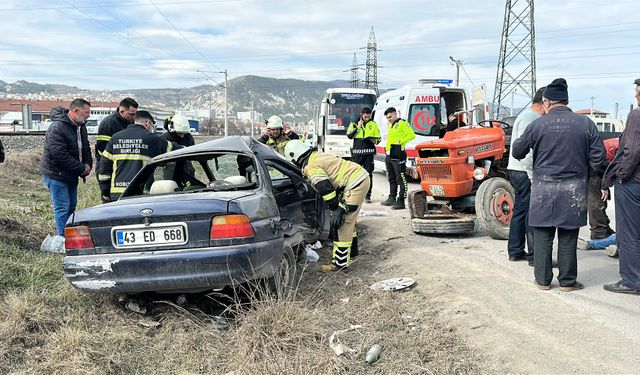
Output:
top-left (313, 88), bottom-right (377, 158)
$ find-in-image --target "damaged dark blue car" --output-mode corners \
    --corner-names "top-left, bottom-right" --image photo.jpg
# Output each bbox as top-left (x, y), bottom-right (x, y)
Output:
top-left (62, 136), bottom-right (327, 295)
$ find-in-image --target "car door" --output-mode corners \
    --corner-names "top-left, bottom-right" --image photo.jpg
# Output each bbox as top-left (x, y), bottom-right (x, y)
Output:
top-left (264, 159), bottom-right (323, 233)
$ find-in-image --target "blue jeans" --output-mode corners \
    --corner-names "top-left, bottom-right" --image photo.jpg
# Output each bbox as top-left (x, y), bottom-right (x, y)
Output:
top-left (43, 176), bottom-right (78, 236)
top-left (588, 234), bottom-right (616, 250)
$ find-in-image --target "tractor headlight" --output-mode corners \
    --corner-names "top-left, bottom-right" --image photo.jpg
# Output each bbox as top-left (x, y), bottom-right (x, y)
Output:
top-left (473, 167), bottom-right (487, 180)
top-left (467, 155), bottom-right (475, 164)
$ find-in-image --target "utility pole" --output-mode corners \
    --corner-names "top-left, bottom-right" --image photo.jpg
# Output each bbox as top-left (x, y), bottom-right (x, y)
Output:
top-left (349, 53), bottom-right (360, 88)
top-left (224, 69), bottom-right (228, 137)
top-left (590, 96), bottom-right (596, 116)
top-left (449, 56), bottom-right (463, 86)
top-left (251, 100), bottom-right (255, 137)
top-left (492, 0), bottom-right (537, 119)
top-left (614, 102), bottom-right (619, 119)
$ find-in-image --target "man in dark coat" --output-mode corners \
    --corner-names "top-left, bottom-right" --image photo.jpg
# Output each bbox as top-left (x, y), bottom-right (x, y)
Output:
top-left (40, 99), bottom-right (93, 238)
top-left (513, 78), bottom-right (605, 292)
top-left (601, 78), bottom-right (640, 295)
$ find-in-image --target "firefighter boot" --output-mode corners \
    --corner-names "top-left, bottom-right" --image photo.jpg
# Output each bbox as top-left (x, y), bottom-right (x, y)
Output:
top-left (350, 235), bottom-right (359, 258)
top-left (381, 196), bottom-right (396, 206)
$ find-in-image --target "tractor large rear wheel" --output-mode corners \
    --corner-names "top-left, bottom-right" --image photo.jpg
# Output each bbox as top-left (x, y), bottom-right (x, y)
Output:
top-left (475, 177), bottom-right (514, 240)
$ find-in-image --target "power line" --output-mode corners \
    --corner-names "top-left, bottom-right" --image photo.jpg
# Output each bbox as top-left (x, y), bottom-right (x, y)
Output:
top-left (147, 0), bottom-right (224, 74)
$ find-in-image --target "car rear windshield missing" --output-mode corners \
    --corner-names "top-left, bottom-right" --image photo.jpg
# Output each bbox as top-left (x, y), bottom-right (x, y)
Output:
top-left (122, 153), bottom-right (259, 197)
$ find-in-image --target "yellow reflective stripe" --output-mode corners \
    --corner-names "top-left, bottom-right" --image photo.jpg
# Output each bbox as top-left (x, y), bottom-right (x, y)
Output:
top-left (166, 141), bottom-right (173, 152)
top-left (97, 135), bottom-right (111, 141)
top-left (333, 241), bottom-right (352, 248)
top-left (97, 174), bottom-right (111, 181)
top-left (308, 152), bottom-right (318, 164)
top-left (322, 191), bottom-right (337, 201)
top-left (111, 186), bottom-right (126, 193)
top-left (307, 167), bottom-right (327, 177)
top-left (345, 168), bottom-right (368, 190)
top-left (101, 150), bottom-right (113, 160)
top-left (111, 155), bottom-right (152, 162)
top-left (337, 161), bottom-right (349, 186)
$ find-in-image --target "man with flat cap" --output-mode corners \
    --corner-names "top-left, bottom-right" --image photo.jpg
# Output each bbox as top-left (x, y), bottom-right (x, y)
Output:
top-left (601, 78), bottom-right (640, 295)
top-left (513, 78), bottom-right (605, 292)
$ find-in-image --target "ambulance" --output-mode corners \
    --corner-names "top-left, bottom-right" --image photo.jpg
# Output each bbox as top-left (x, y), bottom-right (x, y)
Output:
top-left (372, 79), bottom-right (489, 179)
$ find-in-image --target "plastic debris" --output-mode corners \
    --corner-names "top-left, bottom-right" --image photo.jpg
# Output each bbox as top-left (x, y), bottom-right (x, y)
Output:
top-left (365, 344), bottom-right (382, 364)
top-left (305, 246), bottom-right (320, 262)
top-left (205, 316), bottom-right (229, 330)
top-left (370, 277), bottom-right (416, 291)
top-left (359, 210), bottom-right (389, 217)
top-left (176, 294), bottom-right (187, 305)
top-left (137, 320), bottom-right (161, 328)
top-left (125, 301), bottom-right (147, 314)
top-left (340, 298), bottom-right (350, 304)
top-left (40, 234), bottom-right (65, 254)
top-left (329, 325), bottom-right (362, 356)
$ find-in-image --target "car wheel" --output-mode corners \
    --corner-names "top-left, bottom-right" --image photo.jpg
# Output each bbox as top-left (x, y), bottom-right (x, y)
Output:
top-left (267, 244), bottom-right (296, 299)
top-left (410, 214), bottom-right (475, 235)
top-left (475, 177), bottom-right (514, 240)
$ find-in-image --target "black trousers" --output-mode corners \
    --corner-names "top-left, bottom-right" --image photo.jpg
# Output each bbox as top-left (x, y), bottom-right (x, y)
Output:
top-left (588, 175), bottom-right (614, 240)
top-left (533, 226), bottom-right (579, 287)
top-left (385, 154), bottom-right (407, 200)
top-left (614, 180), bottom-right (640, 290)
top-left (351, 153), bottom-right (374, 199)
top-left (507, 170), bottom-right (534, 258)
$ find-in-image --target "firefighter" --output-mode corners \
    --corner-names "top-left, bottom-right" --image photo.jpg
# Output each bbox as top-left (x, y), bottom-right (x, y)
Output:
top-left (98, 110), bottom-right (173, 202)
top-left (162, 114), bottom-right (195, 147)
top-left (283, 140), bottom-right (370, 272)
top-left (381, 107), bottom-right (416, 210)
top-left (95, 98), bottom-right (138, 162)
top-left (346, 107), bottom-right (380, 203)
top-left (259, 115), bottom-right (299, 155)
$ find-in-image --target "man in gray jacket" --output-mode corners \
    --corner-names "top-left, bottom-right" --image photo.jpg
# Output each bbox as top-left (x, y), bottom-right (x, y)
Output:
top-left (507, 87), bottom-right (545, 265)
top-left (513, 78), bottom-right (605, 292)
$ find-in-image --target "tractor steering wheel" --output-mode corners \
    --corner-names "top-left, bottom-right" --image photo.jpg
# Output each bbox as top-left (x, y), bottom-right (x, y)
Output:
top-left (478, 120), bottom-right (511, 129)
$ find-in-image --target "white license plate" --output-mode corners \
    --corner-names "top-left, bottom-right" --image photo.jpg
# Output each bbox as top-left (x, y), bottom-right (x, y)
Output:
top-left (429, 184), bottom-right (445, 196)
top-left (113, 223), bottom-right (187, 248)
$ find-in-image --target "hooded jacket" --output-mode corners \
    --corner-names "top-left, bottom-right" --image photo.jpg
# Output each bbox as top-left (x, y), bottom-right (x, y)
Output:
top-left (40, 106), bottom-right (92, 184)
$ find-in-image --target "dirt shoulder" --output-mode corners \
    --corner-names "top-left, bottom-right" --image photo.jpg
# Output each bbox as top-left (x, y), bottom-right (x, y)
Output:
top-left (366, 172), bottom-right (640, 374)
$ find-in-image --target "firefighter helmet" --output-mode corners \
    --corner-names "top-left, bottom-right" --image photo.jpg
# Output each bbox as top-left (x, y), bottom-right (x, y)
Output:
top-left (283, 139), bottom-right (311, 164)
top-left (266, 115), bottom-right (284, 129)
top-left (168, 114), bottom-right (190, 134)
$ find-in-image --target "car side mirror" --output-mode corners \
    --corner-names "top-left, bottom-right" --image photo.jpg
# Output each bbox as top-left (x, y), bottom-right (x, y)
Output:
top-left (296, 182), bottom-right (310, 197)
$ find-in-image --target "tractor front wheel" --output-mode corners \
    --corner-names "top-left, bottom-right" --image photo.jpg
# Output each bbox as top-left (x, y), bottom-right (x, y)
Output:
top-left (475, 177), bottom-right (514, 240)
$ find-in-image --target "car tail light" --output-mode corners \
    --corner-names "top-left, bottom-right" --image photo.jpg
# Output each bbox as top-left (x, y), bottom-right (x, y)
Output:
top-left (210, 214), bottom-right (254, 239)
top-left (64, 226), bottom-right (95, 250)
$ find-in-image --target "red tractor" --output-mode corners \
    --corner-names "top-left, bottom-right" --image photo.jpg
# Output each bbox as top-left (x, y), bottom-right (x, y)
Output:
top-left (408, 118), bottom-right (515, 239)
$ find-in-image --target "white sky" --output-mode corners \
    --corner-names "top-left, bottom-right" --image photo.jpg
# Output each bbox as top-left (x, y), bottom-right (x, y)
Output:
top-left (0, 0), bottom-right (638, 117)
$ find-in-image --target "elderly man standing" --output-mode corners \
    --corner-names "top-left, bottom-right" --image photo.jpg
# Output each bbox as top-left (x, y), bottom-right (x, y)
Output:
top-left (513, 78), bottom-right (605, 292)
top-left (507, 87), bottom-right (545, 265)
top-left (40, 99), bottom-right (93, 247)
top-left (601, 78), bottom-right (640, 295)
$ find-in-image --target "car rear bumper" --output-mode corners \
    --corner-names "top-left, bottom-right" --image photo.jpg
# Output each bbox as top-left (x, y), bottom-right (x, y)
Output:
top-left (62, 239), bottom-right (283, 294)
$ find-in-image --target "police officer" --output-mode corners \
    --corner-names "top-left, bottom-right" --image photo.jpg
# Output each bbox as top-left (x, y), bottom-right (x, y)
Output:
top-left (162, 114), bottom-right (195, 147)
top-left (95, 98), bottom-right (139, 162)
top-left (97, 111), bottom-right (173, 202)
top-left (284, 140), bottom-right (370, 272)
top-left (381, 107), bottom-right (416, 210)
top-left (347, 107), bottom-right (380, 203)
top-left (259, 115), bottom-right (299, 155)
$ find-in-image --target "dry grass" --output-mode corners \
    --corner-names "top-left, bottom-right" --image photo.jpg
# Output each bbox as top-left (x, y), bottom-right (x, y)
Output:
top-left (0, 148), bottom-right (484, 375)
